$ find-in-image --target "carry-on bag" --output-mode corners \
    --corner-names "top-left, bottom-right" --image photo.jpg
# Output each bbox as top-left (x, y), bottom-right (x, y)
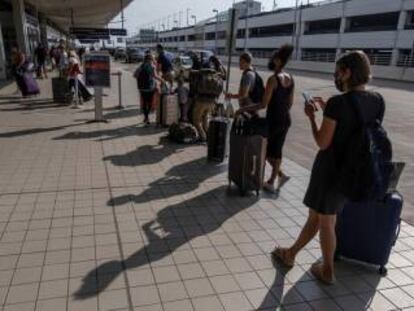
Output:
top-left (228, 117), bottom-right (267, 195)
top-left (169, 122), bottom-right (199, 144)
top-left (21, 73), bottom-right (40, 96)
top-left (157, 94), bottom-right (179, 127)
top-left (52, 77), bottom-right (70, 103)
top-left (336, 191), bottom-right (403, 275)
top-left (207, 117), bottom-right (232, 162)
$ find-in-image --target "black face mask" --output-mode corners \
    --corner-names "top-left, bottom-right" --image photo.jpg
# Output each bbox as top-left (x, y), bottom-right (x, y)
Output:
top-left (334, 75), bottom-right (345, 92)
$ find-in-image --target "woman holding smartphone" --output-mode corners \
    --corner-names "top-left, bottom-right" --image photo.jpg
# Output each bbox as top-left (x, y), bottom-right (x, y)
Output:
top-left (272, 51), bottom-right (385, 284)
top-left (236, 44), bottom-right (295, 193)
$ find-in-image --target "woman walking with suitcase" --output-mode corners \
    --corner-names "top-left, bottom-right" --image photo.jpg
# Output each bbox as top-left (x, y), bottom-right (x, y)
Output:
top-left (236, 44), bottom-right (295, 193)
top-left (272, 51), bottom-right (385, 284)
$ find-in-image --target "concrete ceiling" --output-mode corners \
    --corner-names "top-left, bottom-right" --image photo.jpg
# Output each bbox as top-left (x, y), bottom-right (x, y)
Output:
top-left (26, 0), bottom-right (134, 32)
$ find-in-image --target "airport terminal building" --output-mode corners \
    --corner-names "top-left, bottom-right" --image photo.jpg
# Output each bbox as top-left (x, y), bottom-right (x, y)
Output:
top-left (0, 0), bottom-right (130, 81)
top-left (135, 0), bottom-right (414, 81)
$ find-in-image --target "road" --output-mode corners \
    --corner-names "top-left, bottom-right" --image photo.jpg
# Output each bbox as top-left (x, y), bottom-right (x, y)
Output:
top-left (121, 61), bottom-right (414, 225)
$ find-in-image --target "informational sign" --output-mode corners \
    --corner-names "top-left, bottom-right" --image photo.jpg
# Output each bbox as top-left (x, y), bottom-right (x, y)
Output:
top-left (109, 28), bottom-right (127, 36)
top-left (70, 27), bottom-right (110, 39)
top-left (225, 8), bottom-right (239, 55)
top-left (225, 8), bottom-right (238, 93)
top-left (70, 27), bottom-right (127, 39)
top-left (84, 53), bottom-right (111, 88)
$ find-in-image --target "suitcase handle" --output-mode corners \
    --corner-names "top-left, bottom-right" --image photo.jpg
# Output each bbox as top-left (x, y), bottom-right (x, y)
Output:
top-left (251, 155), bottom-right (257, 176)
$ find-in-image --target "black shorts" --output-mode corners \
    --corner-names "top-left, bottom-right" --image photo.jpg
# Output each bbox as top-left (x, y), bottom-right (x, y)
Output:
top-left (267, 127), bottom-right (289, 159)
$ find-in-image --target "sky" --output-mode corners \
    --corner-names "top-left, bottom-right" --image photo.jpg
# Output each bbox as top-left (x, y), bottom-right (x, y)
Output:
top-left (112, 0), bottom-right (320, 36)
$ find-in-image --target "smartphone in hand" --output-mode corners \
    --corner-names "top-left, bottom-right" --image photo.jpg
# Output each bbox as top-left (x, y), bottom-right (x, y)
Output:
top-left (302, 92), bottom-right (313, 105)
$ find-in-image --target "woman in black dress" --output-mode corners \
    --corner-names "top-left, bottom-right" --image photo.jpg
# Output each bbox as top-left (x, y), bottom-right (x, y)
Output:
top-left (272, 51), bottom-right (385, 284)
top-left (236, 44), bottom-right (295, 193)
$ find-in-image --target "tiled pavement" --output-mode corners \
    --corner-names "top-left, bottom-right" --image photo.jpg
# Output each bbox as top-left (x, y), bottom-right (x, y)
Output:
top-left (1, 72), bottom-right (414, 311)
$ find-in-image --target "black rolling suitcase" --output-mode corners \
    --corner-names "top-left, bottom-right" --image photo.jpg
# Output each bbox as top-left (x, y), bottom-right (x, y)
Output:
top-left (228, 117), bottom-right (267, 195)
top-left (336, 192), bottom-right (403, 275)
top-left (52, 77), bottom-right (70, 104)
top-left (207, 117), bottom-right (232, 162)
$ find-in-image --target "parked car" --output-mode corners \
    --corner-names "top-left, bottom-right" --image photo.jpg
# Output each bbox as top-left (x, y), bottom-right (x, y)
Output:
top-left (186, 49), bottom-right (214, 68)
top-left (126, 48), bottom-right (145, 63)
top-left (173, 55), bottom-right (193, 80)
top-left (114, 48), bottom-right (126, 60)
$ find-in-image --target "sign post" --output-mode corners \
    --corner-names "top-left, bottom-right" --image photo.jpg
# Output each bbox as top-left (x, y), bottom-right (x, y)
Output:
top-left (225, 8), bottom-right (238, 94)
top-left (84, 52), bottom-right (111, 123)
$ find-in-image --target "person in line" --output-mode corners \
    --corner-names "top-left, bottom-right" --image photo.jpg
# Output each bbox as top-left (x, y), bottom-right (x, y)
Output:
top-left (34, 43), bottom-right (48, 79)
top-left (156, 44), bottom-right (174, 92)
top-left (225, 52), bottom-right (259, 116)
top-left (236, 45), bottom-right (294, 193)
top-left (57, 46), bottom-right (68, 77)
top-left (272, 51), bottom-right (385, 284)
top-left (135, 53), bottom-right (164, 125)
top-left (67, 50), bottom-right (82, 107)
top-left (175, 76), bottom-right (190, 122)
top-left (49, 46), bottom-right (57, 70)
top-left (11, 46), bottom-right (26, 95)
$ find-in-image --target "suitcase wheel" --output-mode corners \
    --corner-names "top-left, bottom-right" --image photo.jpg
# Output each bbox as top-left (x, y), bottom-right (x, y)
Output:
top-left (379, 266), bottom-right (388, 276)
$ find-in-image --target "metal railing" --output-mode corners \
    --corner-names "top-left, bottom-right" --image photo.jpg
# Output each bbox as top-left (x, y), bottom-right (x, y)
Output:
top-left (366, 54), bottom-right (392, 66)
top-left (397, 54), bottom-right (414, 67)
top-left (301, 51), bottom-right (337, 63)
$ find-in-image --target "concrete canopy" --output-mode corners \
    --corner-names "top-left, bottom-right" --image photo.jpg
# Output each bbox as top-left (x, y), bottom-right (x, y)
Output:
top-left (26, 0), bottom-right (134, 32)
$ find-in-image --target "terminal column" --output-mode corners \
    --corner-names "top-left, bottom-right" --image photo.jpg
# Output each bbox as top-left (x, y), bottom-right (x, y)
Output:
top-left (391, 10), bottom-right (407, 66)
top-left (0, 24), bottom-right (6, 80)
top-left (12, 0), bottom-right (30, 55)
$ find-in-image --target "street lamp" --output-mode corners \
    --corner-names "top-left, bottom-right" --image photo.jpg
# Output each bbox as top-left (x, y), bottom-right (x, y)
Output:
top-left (213, 9), bottom-right (219, 54)
top-left (244, 0), bottom-right (249, 51)
top-left (191, 15), bottom-right (197, 25)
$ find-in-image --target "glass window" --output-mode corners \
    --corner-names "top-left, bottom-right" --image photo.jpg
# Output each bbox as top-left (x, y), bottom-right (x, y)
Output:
top-left (347, 12), bottom-right (399, 32)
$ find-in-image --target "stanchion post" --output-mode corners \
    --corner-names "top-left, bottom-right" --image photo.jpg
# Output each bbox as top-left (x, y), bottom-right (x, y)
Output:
top-left (117, 71), bottom-right (124, 109)
top-left (94, 87), bottom-right (104, 121)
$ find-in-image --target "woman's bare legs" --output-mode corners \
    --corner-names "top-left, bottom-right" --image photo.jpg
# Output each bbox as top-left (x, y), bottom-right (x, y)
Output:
top-left (273, 209), bottom-right (320, 265)
top-left (312, 214), bottom-right (337, 282)
top-left (266, 157), bottom-right (281, 186)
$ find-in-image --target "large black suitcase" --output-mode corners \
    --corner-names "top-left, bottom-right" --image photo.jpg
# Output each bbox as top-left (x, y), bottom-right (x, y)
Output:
top-left (228, 120), bottom-right (267, 195)
top-left (52, 77), bottom-right (70, 104)
top-left (207, 117), bottom-right (232, 162)
top-left (336, 192), bottom-right (403, 275)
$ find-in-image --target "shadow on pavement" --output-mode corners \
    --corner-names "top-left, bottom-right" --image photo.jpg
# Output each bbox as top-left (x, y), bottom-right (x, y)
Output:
top-left (108, 157), bottom-right (227, 206)
top-left (0, 122), bottom-right (86, 138)
top-left (0, 101), bottom-right (61, 111)
top-left (256, 257), bottom-right (381, 310)
top-left (74, 185), bottom-right (258, 299)
top-left (53, 124), bottom-right (166, 141)
top-left (103, 136), bottom-right (186, 167)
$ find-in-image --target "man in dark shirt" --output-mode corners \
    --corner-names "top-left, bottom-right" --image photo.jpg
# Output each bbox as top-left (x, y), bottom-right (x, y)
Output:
top-left (156, 44), bottom-right (174, 92)
top-left (35, 44), bottom-right (48, 78)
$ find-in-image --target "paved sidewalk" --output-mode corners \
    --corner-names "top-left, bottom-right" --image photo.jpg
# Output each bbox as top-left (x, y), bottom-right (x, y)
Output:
top-left (1, 72), bottom-right (414, 311)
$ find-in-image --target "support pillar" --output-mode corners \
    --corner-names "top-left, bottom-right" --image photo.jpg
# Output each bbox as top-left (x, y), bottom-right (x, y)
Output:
top-left (12, 0), bottom-right (29, 55)
top-left (0, 23), bottom-right (6, 80)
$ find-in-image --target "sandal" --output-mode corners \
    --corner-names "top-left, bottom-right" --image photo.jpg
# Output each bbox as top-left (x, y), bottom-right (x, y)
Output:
top-left (310, 263), bottom-right (336, 285)
top-left (271, 247), bottom-right (294, 268)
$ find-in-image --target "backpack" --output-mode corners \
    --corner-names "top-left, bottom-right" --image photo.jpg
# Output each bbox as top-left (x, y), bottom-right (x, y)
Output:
top-left (169, 122), bottom-right (199, 144)
top-left (196, 69), bottom-right (224, 97)
top-left (245, 69), bottom-right (265, 103)
top-left (337, 93), bottom-right (393, 202)
top-left (135, 65), bottom-right (154, 91)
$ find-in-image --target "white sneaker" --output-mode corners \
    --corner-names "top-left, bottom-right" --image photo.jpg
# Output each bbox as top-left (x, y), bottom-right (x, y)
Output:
top-left (263, 182), bottom-right (278, 194)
